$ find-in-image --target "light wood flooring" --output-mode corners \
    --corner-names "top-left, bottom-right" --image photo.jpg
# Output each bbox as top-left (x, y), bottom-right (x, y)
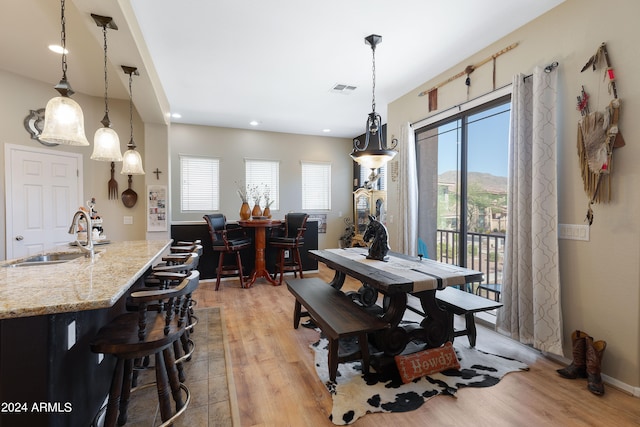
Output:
top-left (194, 266), bottom-right (640, 427)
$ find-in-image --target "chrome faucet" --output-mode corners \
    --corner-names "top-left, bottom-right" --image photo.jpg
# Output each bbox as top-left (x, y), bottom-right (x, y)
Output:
top-left (69, 210), bottom-right (94, 258)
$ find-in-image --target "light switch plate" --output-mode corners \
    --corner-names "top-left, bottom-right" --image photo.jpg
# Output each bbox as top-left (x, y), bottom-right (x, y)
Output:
top-left (558, 223), bottom-right (589, 241)
top-left (123, 216), bottom-right (133, 225)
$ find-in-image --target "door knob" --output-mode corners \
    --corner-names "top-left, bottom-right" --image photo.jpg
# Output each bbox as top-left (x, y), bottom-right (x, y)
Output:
top-left (15, 235), bottom-right (24, 241)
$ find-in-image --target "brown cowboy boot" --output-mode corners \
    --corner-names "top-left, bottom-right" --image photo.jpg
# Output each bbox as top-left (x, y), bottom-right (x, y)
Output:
top-left (556, 330), bottom-right (589, 379)
top-left (585, 336), bottom-right (607, 395)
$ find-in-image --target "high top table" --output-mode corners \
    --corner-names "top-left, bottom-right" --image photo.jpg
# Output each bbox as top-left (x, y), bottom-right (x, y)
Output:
top-left (238, 219), bottom-right (282, 287)
top-left (308, 247), bottom-right (484, 355)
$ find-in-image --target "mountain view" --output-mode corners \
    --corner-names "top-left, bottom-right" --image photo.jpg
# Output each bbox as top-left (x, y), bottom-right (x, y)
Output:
top-left (439, 171), bottom-right (507, 194)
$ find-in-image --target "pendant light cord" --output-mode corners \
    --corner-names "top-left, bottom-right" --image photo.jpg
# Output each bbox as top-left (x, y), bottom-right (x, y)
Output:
top-left (60, 0), bottom-right (68, 81)
top-left (102, 24), bottom-right (109, 118)
top-left (128, 72), bottom-right (135, 149)
top-left (371, 44), bottom-right (376, 114)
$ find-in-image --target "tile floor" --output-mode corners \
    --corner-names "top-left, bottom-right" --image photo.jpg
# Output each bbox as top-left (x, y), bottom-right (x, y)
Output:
top-left (99, 307), bottom-right (233, 427)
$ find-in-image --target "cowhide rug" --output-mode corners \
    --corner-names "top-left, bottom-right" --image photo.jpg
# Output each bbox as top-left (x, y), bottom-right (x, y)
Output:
top-left (311, 334), bottom-right (529, 425)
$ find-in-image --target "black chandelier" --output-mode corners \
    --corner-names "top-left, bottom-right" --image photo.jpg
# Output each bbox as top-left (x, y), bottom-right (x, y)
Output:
top-left (350, 34), bottom-right (397, 170)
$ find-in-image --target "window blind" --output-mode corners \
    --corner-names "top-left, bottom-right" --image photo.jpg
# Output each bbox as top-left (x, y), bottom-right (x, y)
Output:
top-left (301, 161), bottom-right (331, 210)
top-left (180, 155), bottom-right (220, 211)
top-left (245, 159), bottom-right (279, 209)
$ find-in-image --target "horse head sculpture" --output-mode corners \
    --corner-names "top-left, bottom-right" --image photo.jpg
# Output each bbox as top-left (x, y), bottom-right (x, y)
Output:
top-left (363, 215), bottom-right (390, 261)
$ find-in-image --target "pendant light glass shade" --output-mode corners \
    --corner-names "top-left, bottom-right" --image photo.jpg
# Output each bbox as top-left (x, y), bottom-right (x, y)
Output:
top-left (121, 147), bottom-right (145, 175)
top-left (40, 0), bottom-right (89, 147)
top-left (40, 95), bottom-right (89, 146)
top-left (91, 127), bottom-right (122, 161)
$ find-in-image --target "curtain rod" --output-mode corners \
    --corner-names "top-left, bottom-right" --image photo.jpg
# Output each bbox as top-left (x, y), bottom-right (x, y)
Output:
top-left (413, 60), bottom-right (560, 129)
top-left (412, 84), bottom-right (512, 129)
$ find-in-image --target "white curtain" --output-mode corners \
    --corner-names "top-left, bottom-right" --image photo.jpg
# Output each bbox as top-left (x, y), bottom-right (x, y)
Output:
top-left (496, 67), bottom-right (563, 355)
top-left (398, 122), bottom-right (419, 256)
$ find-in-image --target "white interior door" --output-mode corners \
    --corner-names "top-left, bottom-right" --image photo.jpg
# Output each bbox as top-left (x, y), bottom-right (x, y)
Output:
top-left (5, 144), bottom-right (83, 259)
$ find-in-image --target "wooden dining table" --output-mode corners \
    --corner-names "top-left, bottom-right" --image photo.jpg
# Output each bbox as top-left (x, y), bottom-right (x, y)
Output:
top-left (308, 247), bottom-right (484, 355)
top-left (238, 218), bottom-right (282, 287)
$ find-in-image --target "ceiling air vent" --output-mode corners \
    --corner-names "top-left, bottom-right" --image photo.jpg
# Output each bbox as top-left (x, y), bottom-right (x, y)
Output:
top-left (331, 83), bottom-right (357, 94)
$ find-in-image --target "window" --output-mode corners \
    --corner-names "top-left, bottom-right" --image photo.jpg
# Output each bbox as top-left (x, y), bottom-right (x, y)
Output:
top-left (245, 159), bottom-right (279, 209)
top-left (180, 155), bottom-right (220, 211)
top-left (301, 161), bottom-right (331, 210)
top-left (415, 95), bottom-right (510, 289)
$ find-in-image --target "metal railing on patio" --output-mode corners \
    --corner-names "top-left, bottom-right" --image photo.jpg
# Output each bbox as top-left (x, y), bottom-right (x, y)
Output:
top-left (436, 229), bottom-right (505, 299)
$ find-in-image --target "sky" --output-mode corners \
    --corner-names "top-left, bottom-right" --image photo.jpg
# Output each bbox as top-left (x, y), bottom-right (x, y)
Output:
top-left (437, 104), bottom-right (510, 178)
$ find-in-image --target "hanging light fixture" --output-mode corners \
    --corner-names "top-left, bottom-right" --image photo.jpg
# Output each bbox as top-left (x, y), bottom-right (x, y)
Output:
top-left (120, 66), bottom-right (145, 175)
top-left (90, 14), bottom-right (122, 162)
top-left (39, 0), bottom-right (89, 146)
top-left (350, 34), bottom-right (397, 170)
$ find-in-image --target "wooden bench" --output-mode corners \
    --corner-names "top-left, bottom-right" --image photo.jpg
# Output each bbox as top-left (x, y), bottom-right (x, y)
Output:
top-left (286, 278), bottom-right (389, 382)
top-left (407, 286), bottom-right (502, 347)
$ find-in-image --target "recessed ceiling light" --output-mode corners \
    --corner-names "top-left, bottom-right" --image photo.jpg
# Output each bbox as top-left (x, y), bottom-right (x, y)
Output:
top-left (171, 113), bottom-right (182, 119)
top-left (48, 44), bottom-right (68, 54)
top-left (249, 120), bottom-right (259, 126)
top-left (322, 129), bottom-right (331, 133)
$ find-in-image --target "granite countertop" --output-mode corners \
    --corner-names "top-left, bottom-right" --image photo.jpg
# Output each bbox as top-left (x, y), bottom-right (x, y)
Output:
top-left (0, 240), bottom-right (172, 320)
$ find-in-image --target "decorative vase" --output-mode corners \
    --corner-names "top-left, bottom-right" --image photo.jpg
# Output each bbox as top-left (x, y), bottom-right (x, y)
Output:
top-left (263, 206), bottom-right (271, 219)
top-left (239, 202), bottom-right (251, 220)
top-left (251, 204), bottom-right (263, 218)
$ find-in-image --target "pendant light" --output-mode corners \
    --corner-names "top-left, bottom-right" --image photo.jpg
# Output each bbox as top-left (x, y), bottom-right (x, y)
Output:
top-left (39, 0), bottom-right (89, 146)
top-left (121, 66), bottom-right (145, 175)
top-left (90, 14), bottom-right (122, 162)
top-left (350, 34), bottom-right (397, 170)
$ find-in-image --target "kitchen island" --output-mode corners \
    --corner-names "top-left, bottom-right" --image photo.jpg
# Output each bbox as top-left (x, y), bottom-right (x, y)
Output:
top-left (0, 240), bottom-right (172, 427)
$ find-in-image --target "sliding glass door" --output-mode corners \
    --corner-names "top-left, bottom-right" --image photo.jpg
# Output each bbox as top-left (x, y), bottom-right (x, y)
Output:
top-left (416, 95), bottom-right (510, 288)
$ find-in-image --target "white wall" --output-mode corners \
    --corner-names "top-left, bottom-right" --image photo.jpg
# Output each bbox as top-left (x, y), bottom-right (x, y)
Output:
top-left (387, 0), bottom-right (640, 389)
top-left (169, 123), bottom-right (353, 249)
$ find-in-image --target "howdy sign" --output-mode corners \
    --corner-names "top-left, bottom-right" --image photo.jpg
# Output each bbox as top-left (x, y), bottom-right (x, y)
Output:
top-left (394, 342), bottom-right (461, 384)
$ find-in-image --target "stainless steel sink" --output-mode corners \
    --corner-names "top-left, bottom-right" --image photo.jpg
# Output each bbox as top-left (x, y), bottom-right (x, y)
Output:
top-left (3, 252), bottom-right (86, 268)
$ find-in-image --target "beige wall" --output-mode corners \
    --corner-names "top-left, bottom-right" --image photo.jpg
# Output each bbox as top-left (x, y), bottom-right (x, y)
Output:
top-left (387, 0), bottom-right (640, 389)
top-left (169, 123), bottom-right (353, 249)
top-left (0, 69), bottom-right (152, 260)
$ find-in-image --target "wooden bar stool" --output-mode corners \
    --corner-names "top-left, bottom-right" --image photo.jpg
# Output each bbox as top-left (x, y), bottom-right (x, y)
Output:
top-left (203, 214), bottom-right (252, 290)
top-left (91, 271), bottom-right (200, 427)
top-left (268, 213), bottom-right (308, 285)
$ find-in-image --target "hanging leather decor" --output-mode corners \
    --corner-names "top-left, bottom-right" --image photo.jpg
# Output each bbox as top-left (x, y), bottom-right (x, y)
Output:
top-left (576, 43), bottom-right (625, 225)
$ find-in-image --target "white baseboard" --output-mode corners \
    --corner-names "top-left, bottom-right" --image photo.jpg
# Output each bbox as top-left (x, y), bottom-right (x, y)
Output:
top-left (544, 352), bottom-right (640, 397)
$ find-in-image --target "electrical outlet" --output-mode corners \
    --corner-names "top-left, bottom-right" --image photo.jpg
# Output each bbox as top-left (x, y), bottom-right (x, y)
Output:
top-left (123, 216), bottom-right (133, 225)
top-left (558, 224), bottom-right (589, 241)
top-left (284, 250), bottom-right (290, 258)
